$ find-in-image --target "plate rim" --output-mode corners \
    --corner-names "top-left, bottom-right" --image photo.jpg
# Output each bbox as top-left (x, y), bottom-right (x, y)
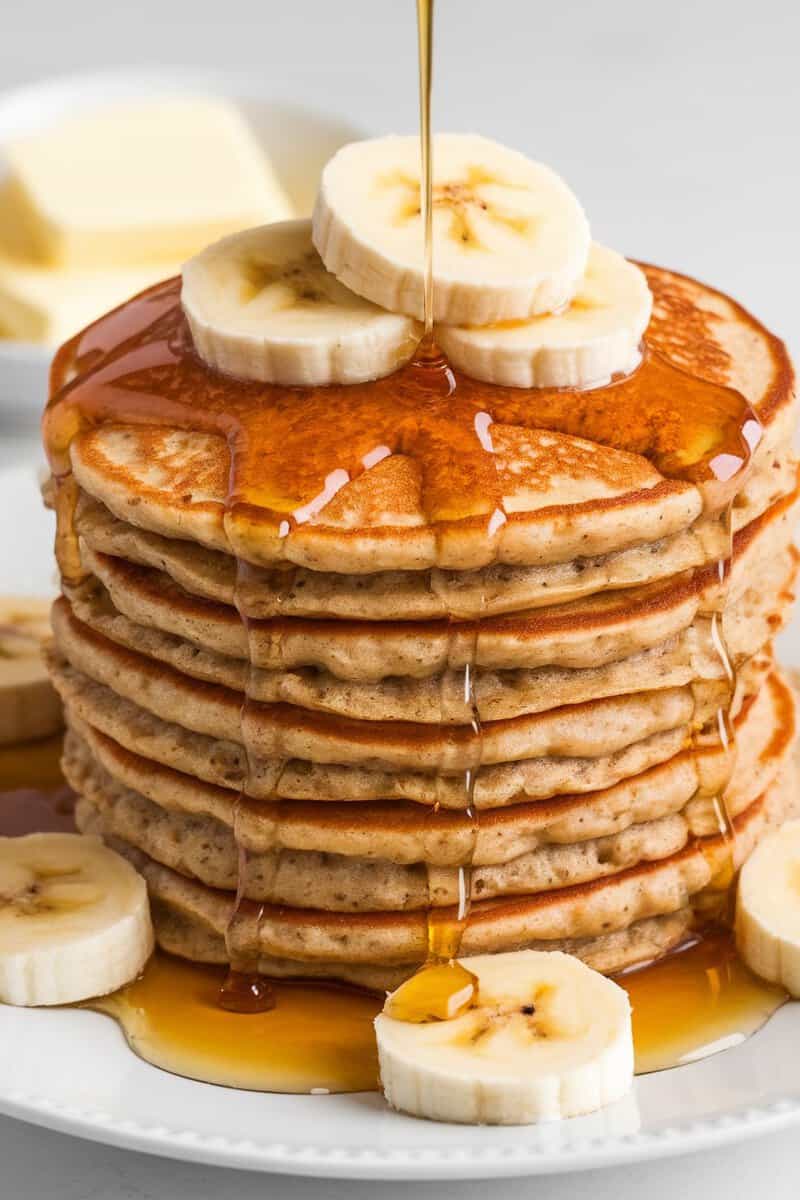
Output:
top-left (2, 1038), bottom-right (800, 1180)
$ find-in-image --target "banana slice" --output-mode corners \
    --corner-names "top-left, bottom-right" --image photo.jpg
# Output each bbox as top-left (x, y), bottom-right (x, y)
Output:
top-left (736, 819), bottom-right (800, 997)
top-left (182, 219), bottom-right (420, 385)
top-left (313, 134), bottom-right (590, 325)
top-left (375, 950), bottom-right (633, 1125)
top-left (437, 244), bottom-right (652, 388)
top-left (0, 833), bottom-right (153, 1006)
top-left (0, 597), bottom-right (62, 746)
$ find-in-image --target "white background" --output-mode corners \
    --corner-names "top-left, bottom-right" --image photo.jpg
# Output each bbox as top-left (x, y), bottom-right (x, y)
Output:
top-left (1, 0), bottom-right (799, 1194)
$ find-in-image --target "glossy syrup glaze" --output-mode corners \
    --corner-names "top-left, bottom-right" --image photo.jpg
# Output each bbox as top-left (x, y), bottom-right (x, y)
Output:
top-left (43, 276), bottom-right (760, 578)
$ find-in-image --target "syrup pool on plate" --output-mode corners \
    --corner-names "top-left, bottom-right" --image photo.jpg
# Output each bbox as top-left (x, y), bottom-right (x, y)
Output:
top-left (0, 734), bottom-right (75, 835)
top-left (89, 955), bottom-right (381, 1094)
top-left (618, 928), bottom-right (788, 1074)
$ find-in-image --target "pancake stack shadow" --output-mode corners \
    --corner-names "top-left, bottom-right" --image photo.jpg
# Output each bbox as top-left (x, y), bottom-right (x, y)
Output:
top-left (46, 264), bottom-right (800, 991)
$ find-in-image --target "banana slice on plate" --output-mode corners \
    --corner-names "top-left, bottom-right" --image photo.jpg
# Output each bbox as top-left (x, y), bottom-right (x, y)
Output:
top-left (182, 219), bottom-right (420, 386)
top-left (313, 133), bottom-right (590, 325)
top-left (375, 950), bottom-right (633, 1125)
top-left (0, 597), bottom-right (62, 746)
top-left (437, 244), bottom-right (652, 388)
top-left (0, 833), bottom-right (153, 1006)
top-left (736, 819), bottom-right (800, 996)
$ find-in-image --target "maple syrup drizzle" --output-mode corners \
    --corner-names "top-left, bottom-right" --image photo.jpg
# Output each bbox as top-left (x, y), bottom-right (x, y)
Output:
top-left (42, 289), bottom-right (761, 565)
top-left (417, 0), bottom-right (435, 344)
top-left (219, 556), bottom-right (279, 1014)
top-left (408, 0), bottom-right (488, 1013)
top-left (691, 501), bottom-right (740, 927)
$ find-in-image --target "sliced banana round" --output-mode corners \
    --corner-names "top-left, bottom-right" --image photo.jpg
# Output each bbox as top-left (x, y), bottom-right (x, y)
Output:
top-left (0, 833), bottom-right (153, 1006)
top-left (437, 244), bottom-right (652, 389)
top-left (182, 219), bottom-right (420, 386)
top-left (736, 819), bottom-right (800, 997)
top-left (375, 950), bottom-right (633, 1125)
top-left (0, 597), bottom-right (62, 746)
top-left (313, 134), bottom-right (590, 325)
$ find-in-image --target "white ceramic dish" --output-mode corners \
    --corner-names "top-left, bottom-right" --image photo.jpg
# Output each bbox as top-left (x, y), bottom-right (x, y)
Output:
top-left (2, 457), bottom-right (800, 1179)
top-left (0, 68), bottom-right (364, 424)
top-left (0, 985), bottom-right (799, 1180)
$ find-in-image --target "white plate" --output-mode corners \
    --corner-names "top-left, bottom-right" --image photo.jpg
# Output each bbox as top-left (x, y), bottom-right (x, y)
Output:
top-left (2, 458), bottom-right (800, 1180)
top-left (1, 995), bottom-right (799, 1180)
top-left (0, 67), bottom-right (364, 424)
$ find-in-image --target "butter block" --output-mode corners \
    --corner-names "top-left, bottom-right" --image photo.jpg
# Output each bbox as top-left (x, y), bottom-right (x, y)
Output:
top-left (0, 251), bottom-right (180, 344)
top-left (6, 97), bottom-right (293, 268)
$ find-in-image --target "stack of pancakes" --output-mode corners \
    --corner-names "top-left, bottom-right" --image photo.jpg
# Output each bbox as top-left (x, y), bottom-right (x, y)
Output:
top-left (47, 264), bottom-right (799, 990)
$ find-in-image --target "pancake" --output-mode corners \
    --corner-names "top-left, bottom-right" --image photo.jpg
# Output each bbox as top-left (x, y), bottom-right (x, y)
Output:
top-left (66, 483), bottom-right (799, 681)
top-left (53, 265), bottom-right (795, 575)
top-left (143, 893), bottom-right (698, 992)
top-left (70, 443), bottom-right (797, 621)
top-left (52, 603), bottom-right (740, 770)
top-left (64, 543), bottom-right (797, 723)
top-left (61, 668), bottom-right (792, 867)
top-left (71, 771), bottom-right (691, 911)
top-left (50, 648), bottom-right (701, 807)
top-left (76, 763), bottom-right (798, 989)
top-left (63, 668), bottom-right (796, 911)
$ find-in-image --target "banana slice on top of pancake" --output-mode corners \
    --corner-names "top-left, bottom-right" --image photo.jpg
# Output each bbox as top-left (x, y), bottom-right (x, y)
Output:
top-left (436, 244), bottom-right (653, 389)
top-left (375, 950), bottom-right (634, 1125)
top-left (185, 138), bottom-right (647, 392)
top-left (313, 133), bottom-right (590, 325)
top-left (736, 818), bottom-right (800, 997)
top-left (182, 219), bottom-right (420, 386)
top-left (0, 833), bottom-right (153, 1006)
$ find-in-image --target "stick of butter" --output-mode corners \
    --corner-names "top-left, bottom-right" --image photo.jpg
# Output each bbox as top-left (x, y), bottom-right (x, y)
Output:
top-left (5, 96), bottom-right (294, 268)
top-left (0, 251), bottom-right (180, 345)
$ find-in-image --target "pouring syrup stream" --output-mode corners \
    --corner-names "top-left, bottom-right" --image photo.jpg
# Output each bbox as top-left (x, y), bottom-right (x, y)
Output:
top-left (417, 0), bottom-right (434, 346)
top-left (389, 0), bottom-right (484, 1021)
